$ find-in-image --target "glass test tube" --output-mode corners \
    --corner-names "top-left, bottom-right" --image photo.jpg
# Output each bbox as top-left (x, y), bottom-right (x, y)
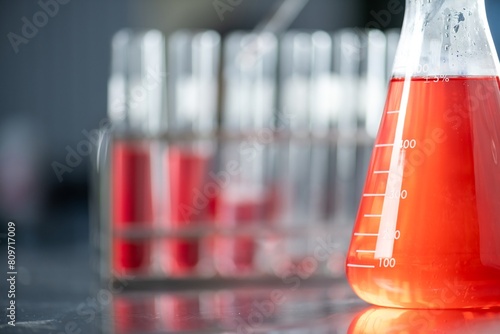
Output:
top-left (355, 30), bottom-right (388, 211)
top-left (164, 30), bottom-right (220, 276)
top-left (330, 29), bottom-right (387, 230)
top-left (276, 31), bottom-right (333, 277)
top-left (217, 32), bottom-right (278, 276)
top-left (329, 30), bottom-right (361, 236)
top-left (108, 29), bottom-right (165, 276)
top-left (385, 29), bottom-right (401, 83)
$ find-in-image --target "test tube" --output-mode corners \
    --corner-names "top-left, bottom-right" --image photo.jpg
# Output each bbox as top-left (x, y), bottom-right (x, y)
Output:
top-left (276, 31), bottom-right (332, 276)
top-left (329, 30), bottom-right (361, 231)
top-left (216, 31), bottom-right (278, 276)
top-left (304, 31), bottom-right (333, 277)
top-left (385, 29), bottom-right (400, 81)
top-left (360, 30), bottom-right (387, 138)
top-left (355, 29), bottom-right (387, 208)
top-left (108, 29), bottom-right (165, 276)
top-left (163, 30), bottom-right (220, 276)
top-left (330, 29), bottom-right (387, 226)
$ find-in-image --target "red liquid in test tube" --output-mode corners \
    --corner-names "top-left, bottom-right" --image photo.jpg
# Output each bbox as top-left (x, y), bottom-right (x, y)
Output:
top-left (164, 31), bottom-right (221, 276)
top-left (215, 190), bottom-right (268, 275)
top-left (165, 147), bottom-right (212, 275)
top-left (112, 140), bottom-right (153, 275)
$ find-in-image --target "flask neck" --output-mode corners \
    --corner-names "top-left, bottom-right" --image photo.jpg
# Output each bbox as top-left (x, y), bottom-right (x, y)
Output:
top-left (392, 0), bottom-right (500, 77)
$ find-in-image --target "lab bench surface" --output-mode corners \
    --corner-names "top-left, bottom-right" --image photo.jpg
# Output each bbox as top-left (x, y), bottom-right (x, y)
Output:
top-left (4, 283), bottom-right (500, 334)
top-left (3, 242), bottom-right (500, 334)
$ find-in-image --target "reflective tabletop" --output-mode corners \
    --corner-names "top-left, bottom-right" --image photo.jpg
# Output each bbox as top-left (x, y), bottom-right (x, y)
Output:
top-left (3, 241), bottom-right (500, 334)
top-left (6, 283), bottom-right (500, 334)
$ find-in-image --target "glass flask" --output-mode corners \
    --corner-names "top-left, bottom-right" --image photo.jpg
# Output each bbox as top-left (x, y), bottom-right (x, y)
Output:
top-left (346, 0), bottom-right (500, 308)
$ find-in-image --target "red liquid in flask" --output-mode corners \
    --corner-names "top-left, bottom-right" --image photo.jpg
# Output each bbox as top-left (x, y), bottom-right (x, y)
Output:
top-left (346, 76), bottom-right (500, 308)
top-left (165, 147), bottom-right (211, 275)
top-left (112, 141), bottom-right (153, 275)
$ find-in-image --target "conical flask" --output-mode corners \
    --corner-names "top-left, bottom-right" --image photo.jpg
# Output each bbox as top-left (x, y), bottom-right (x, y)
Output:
top-left (346, 0), bottom-right (500, 309)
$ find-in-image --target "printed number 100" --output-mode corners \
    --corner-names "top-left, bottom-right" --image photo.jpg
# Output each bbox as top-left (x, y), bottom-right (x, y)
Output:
top-left (379, 258), bottom-right (396, 268)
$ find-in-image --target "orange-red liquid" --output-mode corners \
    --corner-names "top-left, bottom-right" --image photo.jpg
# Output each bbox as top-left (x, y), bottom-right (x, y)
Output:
top-left (346, 76), bottom-right (500, 308)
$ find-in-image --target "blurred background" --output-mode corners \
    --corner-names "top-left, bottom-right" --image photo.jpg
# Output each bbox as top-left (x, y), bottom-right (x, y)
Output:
top-left (0, 0), bottom-right (406, 244)
top-left (1, 0), bottom-right (500, 327)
